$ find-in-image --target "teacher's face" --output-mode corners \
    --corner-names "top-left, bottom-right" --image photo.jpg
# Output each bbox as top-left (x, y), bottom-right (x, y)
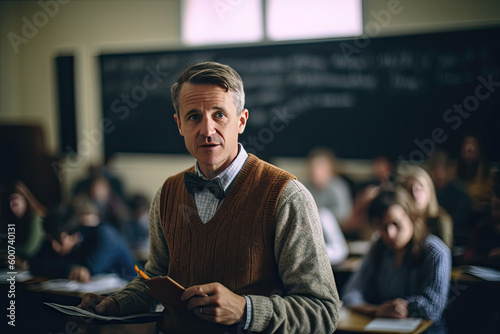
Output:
top-left (174, 83), bottom-right (248, 178)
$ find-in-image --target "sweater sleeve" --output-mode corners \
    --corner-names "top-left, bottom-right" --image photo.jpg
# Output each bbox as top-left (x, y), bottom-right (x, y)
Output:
top-left (247, 180), bottom-right (340, 333)
top-left (406, 235), bottom-right (451, 321)
top-left (109, 187), bottom-right (168, 315)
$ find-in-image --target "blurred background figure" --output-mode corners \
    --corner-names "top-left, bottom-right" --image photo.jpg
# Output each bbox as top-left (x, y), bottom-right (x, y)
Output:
top-left (398, 166), bottom-right (453, 248)
top-left (73, 173), bottom-right (130, 233)
top-left (342, 185), bottom-right (380, 241)
top-left (357, 156), bottom-right (395, 191)
top-left (72, 159), bottom-right (126, 202)
top-left (343, 156), bottom-right (396, 240)
top-left (462, 174), bottom-right (500, 270)
top-left (318, 207), bottom-right (349, 266)
top-left (123, 193), bottom-right (150, 262)
top-left (456, 135), bottom-right (495, 224)
top-left (88, 176), bottom-right (131, 232)
top-left (73, 160), bottom-right (131, 233)
top-left (0, 181), bottom-right (46, 267)
top-left (305, 148), bottom-right (353, 225)
top-left (427, 150), bottom-right (472, 248)
top-left (448, 173), bottom-right (500, 334)
top-left (29, 196), bottom-right (136, 281)
top-left (342, 187), bottom-right (450, 334)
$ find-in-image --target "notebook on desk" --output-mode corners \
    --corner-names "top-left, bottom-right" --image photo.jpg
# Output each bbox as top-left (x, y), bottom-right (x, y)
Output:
top-left (364, 317), bottom-right (422, 332)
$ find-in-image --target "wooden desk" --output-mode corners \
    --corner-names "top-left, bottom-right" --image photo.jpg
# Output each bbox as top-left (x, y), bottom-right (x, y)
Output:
top-left (337, 307), bottom-right (433, 334)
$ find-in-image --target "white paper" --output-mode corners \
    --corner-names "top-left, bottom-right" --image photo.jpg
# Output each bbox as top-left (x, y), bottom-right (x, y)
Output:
top-left (44, 302), bottom-right (161, 321)
top-left (463, 265), bottom-right (500, 281)
top-left (35, 274), bottom-right (128, 294)
top-left (0, 270), bottom-right (33, 282)
top-left (364, 318), bottom-right (422, 332)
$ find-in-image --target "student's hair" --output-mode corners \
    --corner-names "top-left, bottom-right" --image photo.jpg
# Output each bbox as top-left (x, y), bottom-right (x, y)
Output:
top-left (397, 165), bottom-right (440, 218)
top-left (170, 61), bottom-right (245, 116)
top-left (368, 186), bottom-right (429, 264)
top-left (43, 206), bottom-right (81, 243)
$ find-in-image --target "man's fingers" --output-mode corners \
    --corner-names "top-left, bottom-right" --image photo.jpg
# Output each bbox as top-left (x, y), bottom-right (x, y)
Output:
top-left (186, 294), bottom-right (212, 310)
top-left (181, 283), bottom-right (213, 301)
top-left (78, 293), bottom-right (104, 310)
top-left (78, 294), bottom-right (118, 315)
top-left (95, 297), bottom-right (118, 315)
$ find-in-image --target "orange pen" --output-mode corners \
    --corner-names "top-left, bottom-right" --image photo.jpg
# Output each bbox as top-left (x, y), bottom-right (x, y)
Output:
top-left (134, 265), bottom-right (150, 280)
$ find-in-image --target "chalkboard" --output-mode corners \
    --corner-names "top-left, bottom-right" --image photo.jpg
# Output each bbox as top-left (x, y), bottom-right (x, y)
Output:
top-left (99, 27), bottom-right (500, 161)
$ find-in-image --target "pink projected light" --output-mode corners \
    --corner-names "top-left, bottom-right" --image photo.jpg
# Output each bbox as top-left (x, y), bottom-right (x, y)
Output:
top-left (182, 0), bottom-right (263, 45)
top-left (267, 0), bottom-right (363, 41)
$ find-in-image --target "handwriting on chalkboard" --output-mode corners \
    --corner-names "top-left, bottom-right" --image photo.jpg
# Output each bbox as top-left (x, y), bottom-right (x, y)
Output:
top-left (99, 27), bottom-right (500, 159)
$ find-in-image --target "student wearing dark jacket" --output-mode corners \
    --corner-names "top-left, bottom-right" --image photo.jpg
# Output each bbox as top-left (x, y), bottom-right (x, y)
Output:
top-left (29, 200), bottom-right (135, 281)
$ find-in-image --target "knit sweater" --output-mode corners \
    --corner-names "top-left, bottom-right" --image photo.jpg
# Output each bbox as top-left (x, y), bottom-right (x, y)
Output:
top-left (110, 157), bottom-right (339, 333)
top-left (160, 155), bottom-right (290, 296)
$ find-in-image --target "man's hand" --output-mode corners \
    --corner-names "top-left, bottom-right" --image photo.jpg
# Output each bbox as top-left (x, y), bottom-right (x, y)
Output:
top-left (78, 293), bottom-right (119, 315)
top-left (375, 298), bottom-right (408, 319)
top-left (69, 265), bottom-right (91, 282)
top-left (181, 282), bottom-right (246, 325)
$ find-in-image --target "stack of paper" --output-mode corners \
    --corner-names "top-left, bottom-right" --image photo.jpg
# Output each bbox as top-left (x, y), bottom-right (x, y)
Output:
top-left (364, 318), bottom-right (422, 332)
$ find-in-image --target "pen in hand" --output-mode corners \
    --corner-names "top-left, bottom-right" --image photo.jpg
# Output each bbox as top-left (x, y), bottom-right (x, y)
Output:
top-left (134, 265), bottom-right (150, 280)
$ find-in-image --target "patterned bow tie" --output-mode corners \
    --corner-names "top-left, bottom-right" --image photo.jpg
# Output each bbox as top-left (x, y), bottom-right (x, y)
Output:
top-left (184, 172), bottom-right (225, 200)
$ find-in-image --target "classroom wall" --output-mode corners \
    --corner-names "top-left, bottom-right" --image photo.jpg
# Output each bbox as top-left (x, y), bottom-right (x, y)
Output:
top-left (1, 0), bottom-right (499, 201)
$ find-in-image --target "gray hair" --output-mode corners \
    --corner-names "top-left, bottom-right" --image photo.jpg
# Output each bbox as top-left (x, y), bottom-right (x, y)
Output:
top-left (171, 61), bottom-right (245, 116)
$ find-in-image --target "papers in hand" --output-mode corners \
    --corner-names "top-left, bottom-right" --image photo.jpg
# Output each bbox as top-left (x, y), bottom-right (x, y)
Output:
top-left (35, 274), bottom-right (128, 294)
top-left (364, 318), bottom-right (422, 333)
top-left (44, 302), bottom-right (161, 322)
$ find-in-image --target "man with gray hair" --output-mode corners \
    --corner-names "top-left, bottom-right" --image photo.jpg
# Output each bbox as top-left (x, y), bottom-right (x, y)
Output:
top-left (80, 61), bottom-right (339, 333)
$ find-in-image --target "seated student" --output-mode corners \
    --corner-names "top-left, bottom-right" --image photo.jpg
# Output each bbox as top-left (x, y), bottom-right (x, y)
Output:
top-left (342, 187), bottom-right (451, 334)
top-left (123, 194), bottom-right (150, 250)
top-left (456, 135), bottom-right (494, 224)
top-left (426, 151), bottom-right (472, 247)
top-left (462, 177), bottom-right (500, 269)
top-left (0, 181), bottom-right (46, 263)
top-left (305, 148), bottom-right (353, 224)
top-left (29, 198), bottom-right (136, 281)
top-left (398, 166), bottom-right (454, 248)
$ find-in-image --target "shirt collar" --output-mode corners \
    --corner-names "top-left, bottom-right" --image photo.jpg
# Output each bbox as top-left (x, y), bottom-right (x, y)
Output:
top-left (194, 143), bottom-right (248, 192)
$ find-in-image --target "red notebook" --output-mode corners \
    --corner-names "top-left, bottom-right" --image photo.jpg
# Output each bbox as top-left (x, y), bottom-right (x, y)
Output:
top-left (145, 276), bottom-right (188, 312)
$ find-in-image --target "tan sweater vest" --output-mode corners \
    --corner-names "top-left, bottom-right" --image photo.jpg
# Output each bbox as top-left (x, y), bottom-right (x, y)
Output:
top-left (159, 154), bottom-right (296, 296)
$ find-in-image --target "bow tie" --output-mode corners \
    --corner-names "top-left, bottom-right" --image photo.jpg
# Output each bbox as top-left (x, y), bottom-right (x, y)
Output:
top-left (184, 172), bottom-right (225, 200)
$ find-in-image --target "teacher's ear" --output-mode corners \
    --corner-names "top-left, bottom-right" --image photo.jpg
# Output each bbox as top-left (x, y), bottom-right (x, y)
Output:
top-left (238, 109), bottom-right (248, 134)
